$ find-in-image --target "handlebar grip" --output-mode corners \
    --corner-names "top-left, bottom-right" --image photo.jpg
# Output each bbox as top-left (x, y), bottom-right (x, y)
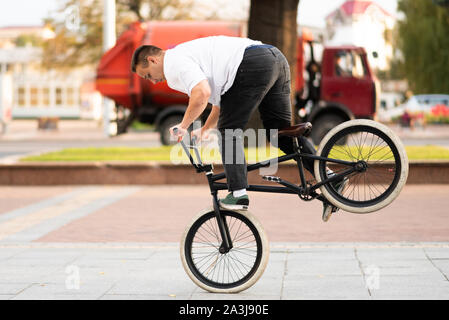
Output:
top-left (172, 127), bottom-right (183, 143)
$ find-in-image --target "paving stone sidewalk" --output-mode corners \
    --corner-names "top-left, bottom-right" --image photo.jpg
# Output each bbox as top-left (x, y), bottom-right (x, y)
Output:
top-left (1, 242), bottom-right (448, 300)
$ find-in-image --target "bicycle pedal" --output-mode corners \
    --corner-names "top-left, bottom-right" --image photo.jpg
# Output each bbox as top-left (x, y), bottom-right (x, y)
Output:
top-left (262, 175), bottom-right (281, 182)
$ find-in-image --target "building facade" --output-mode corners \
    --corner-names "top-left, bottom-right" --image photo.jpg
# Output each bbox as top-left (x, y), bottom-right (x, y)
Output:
top-left (0, 25), bottom-right (100, 120)
top-left (325, 0), bottom-right (395, 71)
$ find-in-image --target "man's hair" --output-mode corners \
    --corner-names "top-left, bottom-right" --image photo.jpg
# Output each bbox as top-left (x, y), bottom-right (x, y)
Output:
top-left (130, 45), bottom-right (162, 73)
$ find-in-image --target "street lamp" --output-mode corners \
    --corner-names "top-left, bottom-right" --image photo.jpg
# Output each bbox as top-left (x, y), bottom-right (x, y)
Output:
top-left (102, 0), bottom-right (117, 137)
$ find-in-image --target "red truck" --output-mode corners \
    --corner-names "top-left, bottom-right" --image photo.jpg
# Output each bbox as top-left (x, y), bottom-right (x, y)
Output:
top-left (96, 21), bottom-right (379, 145)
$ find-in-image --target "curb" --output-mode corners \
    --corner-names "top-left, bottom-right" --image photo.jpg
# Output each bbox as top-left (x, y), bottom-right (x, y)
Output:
top-left (0, 161), bottom-right (448, 185)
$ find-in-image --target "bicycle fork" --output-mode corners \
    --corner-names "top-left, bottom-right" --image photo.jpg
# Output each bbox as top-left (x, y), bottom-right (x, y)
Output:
top-left (212, 191), bottom-right (233, 254)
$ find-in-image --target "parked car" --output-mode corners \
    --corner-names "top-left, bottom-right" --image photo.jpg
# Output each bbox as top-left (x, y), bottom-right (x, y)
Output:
top-left (380, 94), bottom-right (449, 122)
top-left (377, 92), bottom-right (404, 122)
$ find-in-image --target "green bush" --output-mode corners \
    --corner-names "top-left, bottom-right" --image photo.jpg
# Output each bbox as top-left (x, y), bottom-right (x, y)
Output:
top-left (391, 115), bottom-right (401, 123)
top-left (425, 114), bottom-right (449, 124)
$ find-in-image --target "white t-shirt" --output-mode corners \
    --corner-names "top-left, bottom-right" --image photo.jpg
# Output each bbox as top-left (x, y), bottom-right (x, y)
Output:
top-left (163, 36), bottom-right (262, 106)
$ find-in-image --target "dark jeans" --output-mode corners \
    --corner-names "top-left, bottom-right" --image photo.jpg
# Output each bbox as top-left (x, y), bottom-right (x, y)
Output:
top-left (218, 45), bottom-right (316, 191)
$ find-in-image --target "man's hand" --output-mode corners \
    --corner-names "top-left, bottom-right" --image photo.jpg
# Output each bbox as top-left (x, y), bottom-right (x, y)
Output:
top-left (169, 124), bottom-right (187, 142)
top-left (191, 127), bottom-right (212, 142)
top-left (190, 104), bottom-right (220, 143)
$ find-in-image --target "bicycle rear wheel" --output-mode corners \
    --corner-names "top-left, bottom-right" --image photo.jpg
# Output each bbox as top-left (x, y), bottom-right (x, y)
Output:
top-left (180, 207), bottom-right (269, 293)
top-left (314, 119), bottom-right (409, 213)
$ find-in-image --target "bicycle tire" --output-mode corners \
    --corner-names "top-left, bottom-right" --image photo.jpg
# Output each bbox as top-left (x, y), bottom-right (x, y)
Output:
top-left (180, 207), bottom-right (269, 293)
top-left (314, 119), bottom-right (409, 213)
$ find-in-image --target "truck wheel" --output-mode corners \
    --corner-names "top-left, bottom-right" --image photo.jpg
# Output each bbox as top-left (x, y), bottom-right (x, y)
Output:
top-left (159, 115), bottom-right (184, 145)
top-left (310, 114), bottom-right (346, 145)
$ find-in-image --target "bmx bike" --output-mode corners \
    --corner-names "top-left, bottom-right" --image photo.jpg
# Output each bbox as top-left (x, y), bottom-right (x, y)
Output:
top-left (174, 119), bottom-right (409, 293)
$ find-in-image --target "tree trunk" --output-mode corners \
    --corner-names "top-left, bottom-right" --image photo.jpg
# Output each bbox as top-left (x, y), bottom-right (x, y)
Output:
top-left (246, 0), bottom-right (300, 134)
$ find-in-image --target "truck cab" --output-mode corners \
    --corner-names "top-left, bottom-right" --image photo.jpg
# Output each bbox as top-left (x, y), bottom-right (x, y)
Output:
top-left (296, 38), bottom-right (379, 144)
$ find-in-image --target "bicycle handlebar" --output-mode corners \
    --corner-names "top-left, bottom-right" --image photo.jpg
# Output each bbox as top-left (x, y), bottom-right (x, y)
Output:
top-left (173, 127), bottom-right (206, 171)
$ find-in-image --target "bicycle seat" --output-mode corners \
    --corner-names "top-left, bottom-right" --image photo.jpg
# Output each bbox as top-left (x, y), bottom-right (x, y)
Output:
top-left (278, 122), bottom-right (312, 137)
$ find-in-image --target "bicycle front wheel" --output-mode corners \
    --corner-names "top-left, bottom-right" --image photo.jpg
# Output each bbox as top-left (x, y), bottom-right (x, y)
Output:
top-left (314, 119), bottom-right (409, 213)
top-left (180, 207), bottom-right (269, 293)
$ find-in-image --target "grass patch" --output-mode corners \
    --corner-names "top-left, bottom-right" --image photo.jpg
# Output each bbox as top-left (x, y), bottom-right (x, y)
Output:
top-left (129, 120), bottom-right (155, 131)
top-left (19, 145), bottom-right (449, 162)
top-left (328, 145), bottom-right (449, 161)
top-left (405, 145), bottom-right (449, 160)
top-left (21, 147), bottom-right (174, 162)
top-left (20, 146), bottom-right (283, 163)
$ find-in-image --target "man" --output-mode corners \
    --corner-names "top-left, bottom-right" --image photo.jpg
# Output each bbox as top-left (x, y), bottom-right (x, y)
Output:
top-left (131, 36), bottom-right (344, 221)
top-left (335, 51), bottom-right (351, 77)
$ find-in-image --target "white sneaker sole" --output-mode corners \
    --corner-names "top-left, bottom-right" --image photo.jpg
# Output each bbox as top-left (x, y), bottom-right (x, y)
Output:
top-left (219, 203), bottom-right (249, 211)
top-left (322, 205), bottom-right (333, 222)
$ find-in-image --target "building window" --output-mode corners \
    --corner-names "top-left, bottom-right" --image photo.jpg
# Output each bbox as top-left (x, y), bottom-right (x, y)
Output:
top-left (55, 87), bottom-right (63, 106)
top-left (30, 87), bottom-right (39, 106)
top-left (42, 88), bottom-right (50, 106)
top-left (66, 87), bottom-right (74, 106)
top-left (17, 87), bottom-right (26, 107)
top-left (384, 28), bottom-right (393, 44)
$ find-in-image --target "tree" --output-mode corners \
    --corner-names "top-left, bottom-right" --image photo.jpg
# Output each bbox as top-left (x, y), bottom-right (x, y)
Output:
top-left (245, 0), bottom-right (300, 131)
top-left (41, 0), bottom-right (195, 69)
top-left (396, 0), bottom-right (449, 94)
top-left (433, 0), bottom-right (449, 6)
top-left (248, 0), bottom-right (299, 83)
top-left (118, 0), bottom-right (195, 21)
top-left (15, 34), bottom-right (43, 47)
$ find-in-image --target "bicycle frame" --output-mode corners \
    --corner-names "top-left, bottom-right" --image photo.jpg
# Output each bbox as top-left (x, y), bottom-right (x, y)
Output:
top-left (178, 136), bottom-right (360, 253)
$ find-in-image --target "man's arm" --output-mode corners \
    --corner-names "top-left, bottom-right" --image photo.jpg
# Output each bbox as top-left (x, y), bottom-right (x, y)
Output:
top-left (179, 79), bottom-right (211, 129)
top-left (203, 105), bottom-right (220, 130)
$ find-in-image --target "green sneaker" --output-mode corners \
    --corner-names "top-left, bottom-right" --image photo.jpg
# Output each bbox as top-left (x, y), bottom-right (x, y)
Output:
top-left (219, 193), bottom-right (249, 210)
top-left (322, 177), bottom-right (348, 222)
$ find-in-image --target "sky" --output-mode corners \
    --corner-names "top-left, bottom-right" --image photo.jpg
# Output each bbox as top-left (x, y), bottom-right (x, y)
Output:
top-left (0, 0), bottom-right (60, 27)
top-left (0, 0), bottom-right (398, 28)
